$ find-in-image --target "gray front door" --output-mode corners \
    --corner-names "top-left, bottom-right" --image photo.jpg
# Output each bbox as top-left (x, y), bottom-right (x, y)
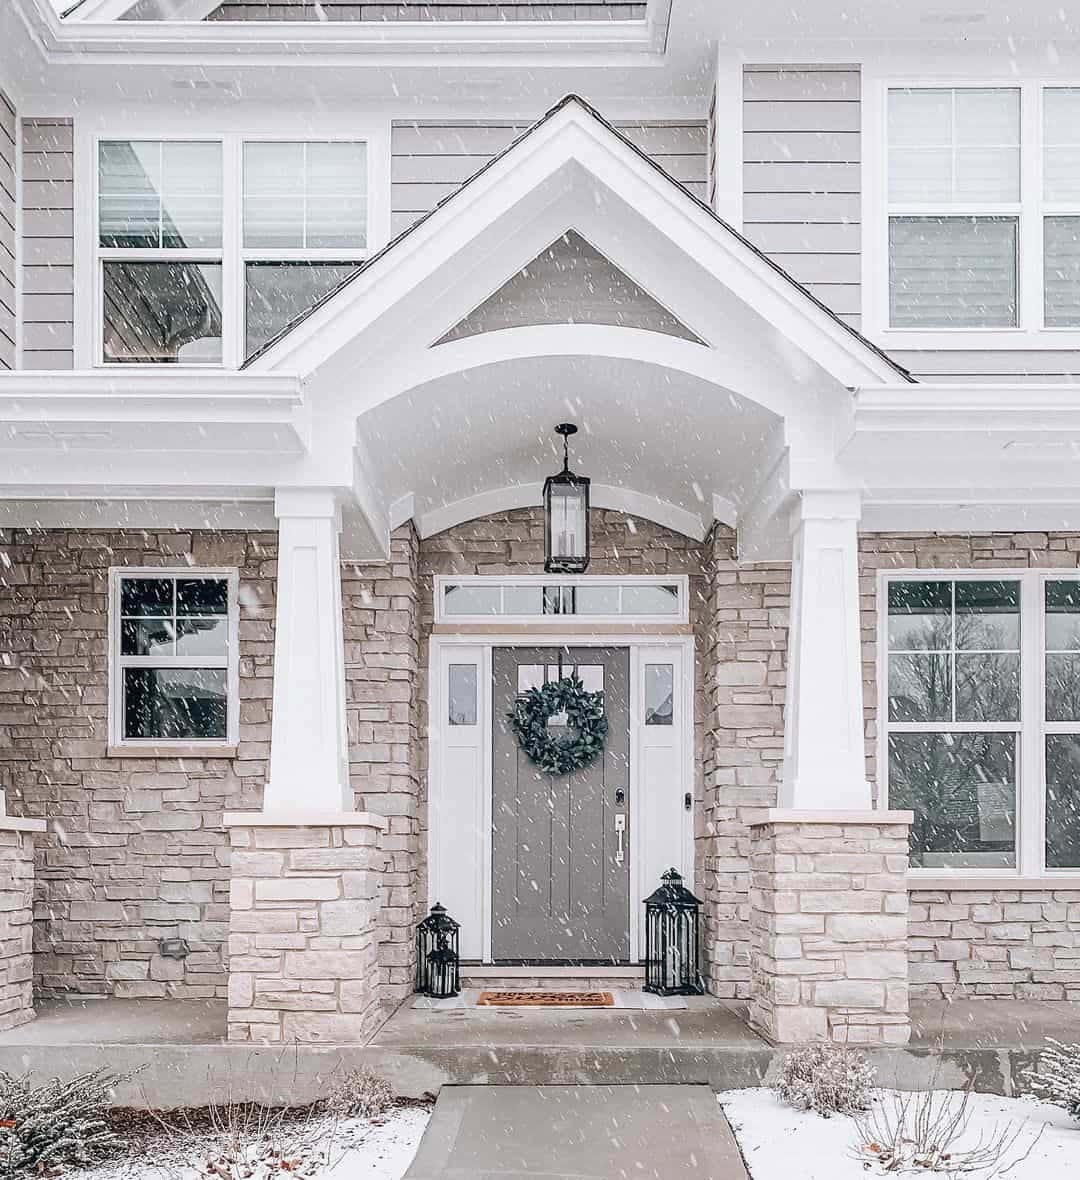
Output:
top-left (492, 647), bottom-right (630, 963)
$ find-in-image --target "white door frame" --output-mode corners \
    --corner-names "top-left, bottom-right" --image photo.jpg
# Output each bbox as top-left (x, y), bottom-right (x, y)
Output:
top-left (429, 631), bottom-right (695, 964)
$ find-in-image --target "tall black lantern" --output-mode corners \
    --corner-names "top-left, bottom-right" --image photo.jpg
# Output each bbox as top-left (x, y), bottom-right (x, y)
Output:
top-left (643, 868), bottom-right (704, 996)
top-left (415, 903), bottom-right (460, 999)
top-left (544, 423), bottom-right (590, 574)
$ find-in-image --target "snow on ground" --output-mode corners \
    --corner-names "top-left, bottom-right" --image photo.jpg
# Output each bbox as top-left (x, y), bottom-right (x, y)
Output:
top-left (720, 1088), bottom-right (1079, 1180)
top-left (76, 1105), bottom-right (429, 1180)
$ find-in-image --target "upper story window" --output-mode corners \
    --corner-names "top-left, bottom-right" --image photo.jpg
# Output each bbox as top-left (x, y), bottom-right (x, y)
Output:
top-left (884, 85), bottom-right (1080, 334)
top-left (96, 137), bottom-right (369, 366)
top-left (242, 141), bottom-right (367, 358)
top-left (99, 140), bottom-right (224, 364)
top-left (887, 88), bottom-right (1020, 329)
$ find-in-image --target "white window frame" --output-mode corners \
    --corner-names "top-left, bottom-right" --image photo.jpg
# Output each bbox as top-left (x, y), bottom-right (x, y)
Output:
top-left (878, 569), bottom-right (1080, 881)
top-left (83, 122), bottom-right (385, 370)
top-left (108, 566), bottom-right (240, 749)
top-left (94, 135), bottom-right (227, 368)
top-left (863, 75), bottom-right (1080, 349)
top-left (433, 574), bottom-right (691, 626)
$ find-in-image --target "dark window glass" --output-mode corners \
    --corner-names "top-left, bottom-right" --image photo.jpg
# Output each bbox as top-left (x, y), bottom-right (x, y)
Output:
top-left (955, 580), bottom-right (1020, 650)
top-left (889, 732), bottom-right (1016, 869)
top-left (123, 667), bottom-right (227, 741)
top-left (887, 581), bottom-right (951, 651)
top-left (1046, 735), bottom-right (1080, 869)
top-left (245, 262), bottom-right (357, 360)
top-left (103, 261), bottom-right (222, 364)
top-left (121, 577), bottom-right (173, 616)
top-left (121, 618), bottom-right (175, 657)
top-left (177, 578), bottom-right (228, 615)
top-left (888, 653), bottom-right (952, 722)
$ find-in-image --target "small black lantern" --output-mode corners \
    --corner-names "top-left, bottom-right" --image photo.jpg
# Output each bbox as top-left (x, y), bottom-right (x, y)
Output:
top-left (416, 903), bottom-right (460, 999)
top-left (544, 423), bottom-right (590, 574)
top-left (644, 868), bottom-right (704, 996)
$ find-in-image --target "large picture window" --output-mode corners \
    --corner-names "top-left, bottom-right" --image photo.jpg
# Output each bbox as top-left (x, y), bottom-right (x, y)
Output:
top-left (884, 573), bottom-right (1080, 876)
top-left (110, 569), bottom-right (238, 746)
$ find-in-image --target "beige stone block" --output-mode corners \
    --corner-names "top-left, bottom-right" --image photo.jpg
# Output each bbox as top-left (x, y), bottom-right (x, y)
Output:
top-left (282, 1012), bottom-right (373, 1043)
top-left (253, 828), bottom-right (331, 850)
top-left (815, 980), bottom-right (885, 1008)
top-left (255, 879), bottom-right (340, 902)
top-left (320, 901), bottom-right (375, 937)
top-left (283, 950), bottom-right (373, 980)
top-left (844, 951), bottom-right (908, 979)
top-left (826, 914), bottom-right (907, 942)
top-left (230, 879), bottom-right (253, 910)
top-left (228, 973), bottom-right (254, 1009)
top-left (231, 911), bottom-right (299, 934)
top-left (771, 1005), bottom-right (828, 1043)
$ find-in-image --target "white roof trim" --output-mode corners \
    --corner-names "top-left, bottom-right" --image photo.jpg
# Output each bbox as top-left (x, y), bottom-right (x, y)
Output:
top-left (251, 97), bottom-right (906, 392)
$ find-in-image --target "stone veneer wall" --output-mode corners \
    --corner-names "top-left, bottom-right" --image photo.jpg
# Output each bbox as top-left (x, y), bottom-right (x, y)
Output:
top-left (749, 816), bottom-right (911, 1045)
top-left (861, 530), bottom-right (1080, 1000)
top-left (226, 818), bottom-right (385, 1043)
top-left (0, 828), bottom-right (37, 1031)
top-left (341, 524), bottom-right (422, 1007)
top-left (700, 527), bottom-right (790, 998)
top-left (0, 529), bottom-right (277, 1000)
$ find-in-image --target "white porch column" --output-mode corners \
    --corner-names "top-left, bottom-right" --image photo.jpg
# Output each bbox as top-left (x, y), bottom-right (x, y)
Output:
top-left (780, 490), bottom-right (870, 810)
top-left (263, 487), bottom-right (351, 812)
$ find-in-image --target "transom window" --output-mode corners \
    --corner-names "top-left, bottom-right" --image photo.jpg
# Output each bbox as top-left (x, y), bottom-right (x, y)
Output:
top-left (884, 84), bottom-right (1080, 333)
top-left (883, 573), bottom-right (1080, 876)
top-left (110, 569), bottom-right (239, 746)
top-left (435, 576), bottom-right (688, 624)
top-left (95, 136), bottom-right (370, 366)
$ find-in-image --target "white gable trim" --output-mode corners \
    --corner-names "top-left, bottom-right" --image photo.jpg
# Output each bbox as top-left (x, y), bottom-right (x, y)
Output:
top-left (250, 97), bottom-right (907, 392)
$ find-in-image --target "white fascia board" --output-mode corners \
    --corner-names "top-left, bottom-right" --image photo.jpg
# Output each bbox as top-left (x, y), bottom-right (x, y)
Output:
top-left (0, 371), bottom-right (304, 423)
top-left (255, 99), bottom-right (903, 393)
top-left (851, 383), bottom-right (1080, 435)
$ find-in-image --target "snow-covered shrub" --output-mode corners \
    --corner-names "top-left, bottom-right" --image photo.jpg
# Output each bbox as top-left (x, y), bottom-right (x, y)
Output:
top-left (1031, 1038), bottom-right (1080, 1121)
top-left (324, 1068), bottom-right (395, 1121)
top-left (0, 1068), bottom-right (129, 1176)
top-left (775, 1044), bottom-right (874, 1117)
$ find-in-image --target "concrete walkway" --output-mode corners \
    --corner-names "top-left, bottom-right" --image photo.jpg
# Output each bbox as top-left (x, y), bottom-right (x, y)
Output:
top-left (402, 1084), bottom-right (748, 1180)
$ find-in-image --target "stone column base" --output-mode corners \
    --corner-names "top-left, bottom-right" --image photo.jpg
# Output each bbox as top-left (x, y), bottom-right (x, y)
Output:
top-left (748, 809), bottom-right (913, 1046)
top-left (224, 811), bottom-right (389, 1044)
top-left (0, 818), bottom-right (46, 1034)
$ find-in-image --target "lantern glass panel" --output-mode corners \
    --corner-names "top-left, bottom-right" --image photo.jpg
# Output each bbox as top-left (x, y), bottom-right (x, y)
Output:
top-left (548, 482), bottom-right (587, 565)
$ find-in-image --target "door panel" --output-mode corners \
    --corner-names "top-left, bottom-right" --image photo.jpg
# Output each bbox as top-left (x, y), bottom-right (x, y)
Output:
top-left (492, 647), bottom-right (630, 962)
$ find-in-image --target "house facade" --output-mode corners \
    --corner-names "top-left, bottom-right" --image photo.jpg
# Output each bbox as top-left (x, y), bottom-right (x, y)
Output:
top-left (1, 0), bottom-right (1079, 1047)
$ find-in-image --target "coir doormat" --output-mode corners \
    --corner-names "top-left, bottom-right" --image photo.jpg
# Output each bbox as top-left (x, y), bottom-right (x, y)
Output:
top-left (477, 990), bottom-right (615, 1008)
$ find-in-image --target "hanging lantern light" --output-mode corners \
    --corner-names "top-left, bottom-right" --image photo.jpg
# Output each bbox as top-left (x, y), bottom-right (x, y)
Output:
top-left (544, 423), bottom-right (590, 574)
top-left (643, 868), bottom-right (704, 997)
top-left (415, 903), bottom-right (460, 999)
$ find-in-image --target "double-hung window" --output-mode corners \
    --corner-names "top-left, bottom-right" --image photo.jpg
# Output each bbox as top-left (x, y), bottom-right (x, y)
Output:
top-left (98, 140), bottom-right (224, 364)
top-left (110, 569), bottom-right (238, 747)
top-left (95, 136), bottom-right (369, 365)
top-left (242, 141), bottom-right (367, 360)
top-left (1043, 89), bottom-right (1080, 326)
top-left (884, 573), bottom-right (1080, 876)
top-left (886, 87), bottom-right (1021, 329)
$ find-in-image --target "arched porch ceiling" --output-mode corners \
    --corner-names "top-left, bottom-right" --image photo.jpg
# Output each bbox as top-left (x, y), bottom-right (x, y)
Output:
top-left (355, 349), bottom-right (781, 543)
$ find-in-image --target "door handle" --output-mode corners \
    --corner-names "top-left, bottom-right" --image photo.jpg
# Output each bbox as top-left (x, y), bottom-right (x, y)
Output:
top-left (614, 812), bottom-right (626, 865)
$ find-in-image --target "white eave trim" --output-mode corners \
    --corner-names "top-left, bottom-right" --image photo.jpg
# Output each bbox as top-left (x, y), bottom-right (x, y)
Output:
top-left (21, 0), bottom-right (662, 61)
top-left (853, 383), bottom-right (1080, 432)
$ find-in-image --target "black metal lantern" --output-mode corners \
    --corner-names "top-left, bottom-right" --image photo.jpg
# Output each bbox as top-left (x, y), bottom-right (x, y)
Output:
top-left (544, 423), bottom-right (590, 574)
top-left (643, 868), bottom-right (704, 996)
top-left (416, 903), bottom-right (460, 999)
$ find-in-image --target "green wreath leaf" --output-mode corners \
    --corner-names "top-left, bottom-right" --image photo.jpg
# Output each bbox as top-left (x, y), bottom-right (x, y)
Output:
top-left (507, 674), bottom-right (609, 776)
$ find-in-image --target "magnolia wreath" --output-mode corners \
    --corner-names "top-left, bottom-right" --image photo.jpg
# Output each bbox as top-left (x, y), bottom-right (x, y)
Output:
top-left (508, 674), bottom-right (609, 775)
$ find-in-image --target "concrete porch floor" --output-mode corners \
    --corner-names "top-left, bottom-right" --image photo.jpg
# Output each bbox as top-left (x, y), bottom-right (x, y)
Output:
top-left (0, 995), bottom-right (1074, 1107)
